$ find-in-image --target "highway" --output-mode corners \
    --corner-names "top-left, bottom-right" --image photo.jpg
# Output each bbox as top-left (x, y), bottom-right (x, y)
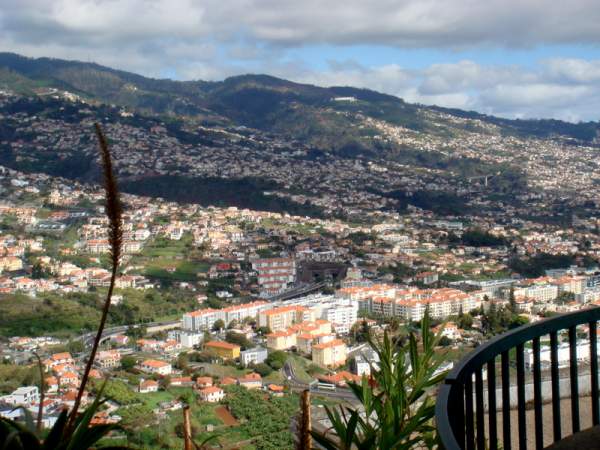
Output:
top-left (267, 281), bottom-right (327, 302)
top-left (77, 319), bottom-right (182, 347)
top-left (282, 361), bottom-right (358, 401)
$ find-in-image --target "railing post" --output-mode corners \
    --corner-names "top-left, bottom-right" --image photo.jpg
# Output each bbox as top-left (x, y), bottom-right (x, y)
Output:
top-left (475, 369), bottom-right (485, 450)
top-left (516, 343), bottom-right (527, 450)
top-left (501, 351), bottom-right (511, 450)
top-left (447, 379), bottom-right (466, 450)
top-left (569, 326), bottom-right (580, 433)
top-left (465, 376), bottom-right (475, 450)
top-left (550, 331), bottom-right (561, 442)
top-left (532, 337), bottom-right (543, 450)
top-left (487, 359), bottom-right (498, 450)
top-left (590, 321), bottom-right (599, 426)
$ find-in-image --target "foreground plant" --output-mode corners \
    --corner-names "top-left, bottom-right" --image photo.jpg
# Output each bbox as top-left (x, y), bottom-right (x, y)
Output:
top-left (311, 314), bottom-right (448, 450)
top-left (0, 124), bottom-right (126, 449)
top-left (65, 123), bottom-right (123, 435)
top-left (0, 383), bottom-right (126, 450)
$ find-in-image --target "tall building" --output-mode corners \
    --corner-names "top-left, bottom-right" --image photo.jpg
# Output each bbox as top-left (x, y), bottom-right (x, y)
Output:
top-left (258, 305), bottom-right (306, 331)
top-left (252, 257), bottom-right (296, 296)
top-left (183, 300), bottom-right (270, 331)
top-left (352, 287), bottom-right (482, 321)
top-left (312, 339), bottom-right (347, 367)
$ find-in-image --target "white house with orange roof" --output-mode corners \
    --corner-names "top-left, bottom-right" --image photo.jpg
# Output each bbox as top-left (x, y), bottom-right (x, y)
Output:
top-left (140, 359), bottom-right (172, 376)
top-left (139, 379), bottom-right (159, 393)
top-left (95, 350), bottom-right (121, 369)
top-left (433, 322), bottom-right (461, 340)
top-left (237, 373), bottom-right (262, 390)
top-left (198, 386), bottom-right (224, 403)
top-left (45, 352), bottom-right (74, 371)
top-left (296, 333), bottom-right (336, 355)
top-left (59, 372), bottom-right (79, 387)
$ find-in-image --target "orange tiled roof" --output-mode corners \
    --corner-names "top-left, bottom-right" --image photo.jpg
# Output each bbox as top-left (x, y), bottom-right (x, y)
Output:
top-left (312, 339), bottom-right (345, 350)
top-left (205, 341), bottom-right (240, 350)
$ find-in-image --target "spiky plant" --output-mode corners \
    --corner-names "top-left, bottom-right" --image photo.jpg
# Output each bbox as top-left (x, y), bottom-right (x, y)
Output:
top-left (310, 314), bottom-right (448, 450)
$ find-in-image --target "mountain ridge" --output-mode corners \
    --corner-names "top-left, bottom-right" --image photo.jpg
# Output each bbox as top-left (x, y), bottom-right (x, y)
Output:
top-left (0, 52), bottom-right (598, 145)
top-left (0, 52), bottom-right (599, 222)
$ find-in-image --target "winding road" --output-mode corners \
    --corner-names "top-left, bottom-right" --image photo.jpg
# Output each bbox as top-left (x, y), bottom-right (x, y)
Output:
top-left (283, 361), bottom-right (358, 401)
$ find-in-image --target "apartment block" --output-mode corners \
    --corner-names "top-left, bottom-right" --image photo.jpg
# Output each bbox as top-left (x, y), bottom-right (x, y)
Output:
top-left (259, 305), bottom-right (306, 331)
top-left (252, 257), bottom-right (296, 296)
top-left (312, 339), bottom-right (347, 367)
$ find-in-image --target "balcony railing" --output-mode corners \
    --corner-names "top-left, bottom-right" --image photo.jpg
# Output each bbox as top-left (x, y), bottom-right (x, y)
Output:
top-left (435, 307), bottom-right (600, 450)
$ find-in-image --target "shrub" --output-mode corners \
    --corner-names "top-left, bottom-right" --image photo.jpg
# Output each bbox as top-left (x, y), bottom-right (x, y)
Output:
top-left (311, 314), bottom-right (448, 449)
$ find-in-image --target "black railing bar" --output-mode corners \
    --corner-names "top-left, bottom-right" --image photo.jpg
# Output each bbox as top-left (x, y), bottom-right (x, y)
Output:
top-left (437, 309), bottom-right (600, 450)
top-left (590, 320), bottom-right (599, 426)
top-left (475, 368), bottom-right (485, 450)
top-left (516, 343), bottom-right (527, 449)
top-left (532, 336), bottom-right (543, 450)
top-left (550, 331), bottom-right (561, 442)
top-left (502, 351), bottom-right (512, 450)
top-left (465, 376), bottom-right (475, 450)
top-left (569, 326), bottom-right (580, 433)
top-left (435, 384), bottom-right (459, 450)
top-left (487, 360), bottom-right (498, 450)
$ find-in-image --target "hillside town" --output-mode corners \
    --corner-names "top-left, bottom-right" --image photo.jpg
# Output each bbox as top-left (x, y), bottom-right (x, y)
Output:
top-left (1, 142), bottom-right (600, 447)
top-left (3, 91), bottom-right (600, 225)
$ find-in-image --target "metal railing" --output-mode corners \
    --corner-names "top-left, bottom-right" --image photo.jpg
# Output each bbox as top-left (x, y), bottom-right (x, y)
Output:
top-left (435, 307), bottom-right (600, 450)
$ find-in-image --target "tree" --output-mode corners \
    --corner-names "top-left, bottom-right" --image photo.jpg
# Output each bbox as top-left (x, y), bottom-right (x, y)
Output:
top-left (352, 319), bottom-right (371, 343)
top-left (457, 312), bottom-right (473, 330)
top-left (67, 340), bottom-right (84, 354)
top-left (177, 352), bottom-right (190, 371)
top-left (31, 262), bottom-right (49, 279)
top-left (158, 375), bottom-right (171, 390)
top-left (242, 316), bottom-right (256, 327)
top-left (311, 314), bottom-right (448, 449)
top-left (387, 317), bottom-right (400, 333)
top-left (266, 351), bottom-right (287, 370)
top-left (439, 336), bottom-right (453, 347)
top-left (126, 324), bottom-right (147, 339)
top-left (253, 363), bottom-right (273, 377)
top-left (509, 314), bottom-right (529, 329)
top-left (256, 326), bottom-right (271, 335)
top-left (228, 319), bottom-right (238, 329)
top-left (556, 291), bottom-right (575, 304)
top-left (121, 355), bottom-right (136, 371)
top-left (225, 331), bottom-right (255, 350)
top-left (212, 319), bottom-right (225, 332)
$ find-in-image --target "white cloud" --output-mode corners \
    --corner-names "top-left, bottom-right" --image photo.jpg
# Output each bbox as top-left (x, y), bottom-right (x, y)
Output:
top-left (2, 1), bottom-right (600, 120)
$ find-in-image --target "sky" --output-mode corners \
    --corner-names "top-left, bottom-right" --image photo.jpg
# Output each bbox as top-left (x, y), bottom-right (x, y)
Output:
top-left (2, 0), bottom-right (600, 122)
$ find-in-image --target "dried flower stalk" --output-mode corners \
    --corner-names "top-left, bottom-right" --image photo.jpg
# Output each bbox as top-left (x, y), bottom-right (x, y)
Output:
top-left (65, 123), bottom-right (123, 434)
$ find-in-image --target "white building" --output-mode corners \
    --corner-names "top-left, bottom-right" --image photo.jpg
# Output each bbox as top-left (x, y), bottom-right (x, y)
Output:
top-left (240, 347), bottom-right (268, 367)
top-left (0, 387), bottom-right (39, 407)
top-left (514, 284), bottom-right (559, 303)
top-left (168, 330), bottom-right (203, 348)
top-left (140, 359), bottom-right (172, 376)
top-left (183, 300), bottom-right (270, 332)
top-left (198, 386), bottom-right (225, 403)
top-left (524, 340), bottom-right (595, 370)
